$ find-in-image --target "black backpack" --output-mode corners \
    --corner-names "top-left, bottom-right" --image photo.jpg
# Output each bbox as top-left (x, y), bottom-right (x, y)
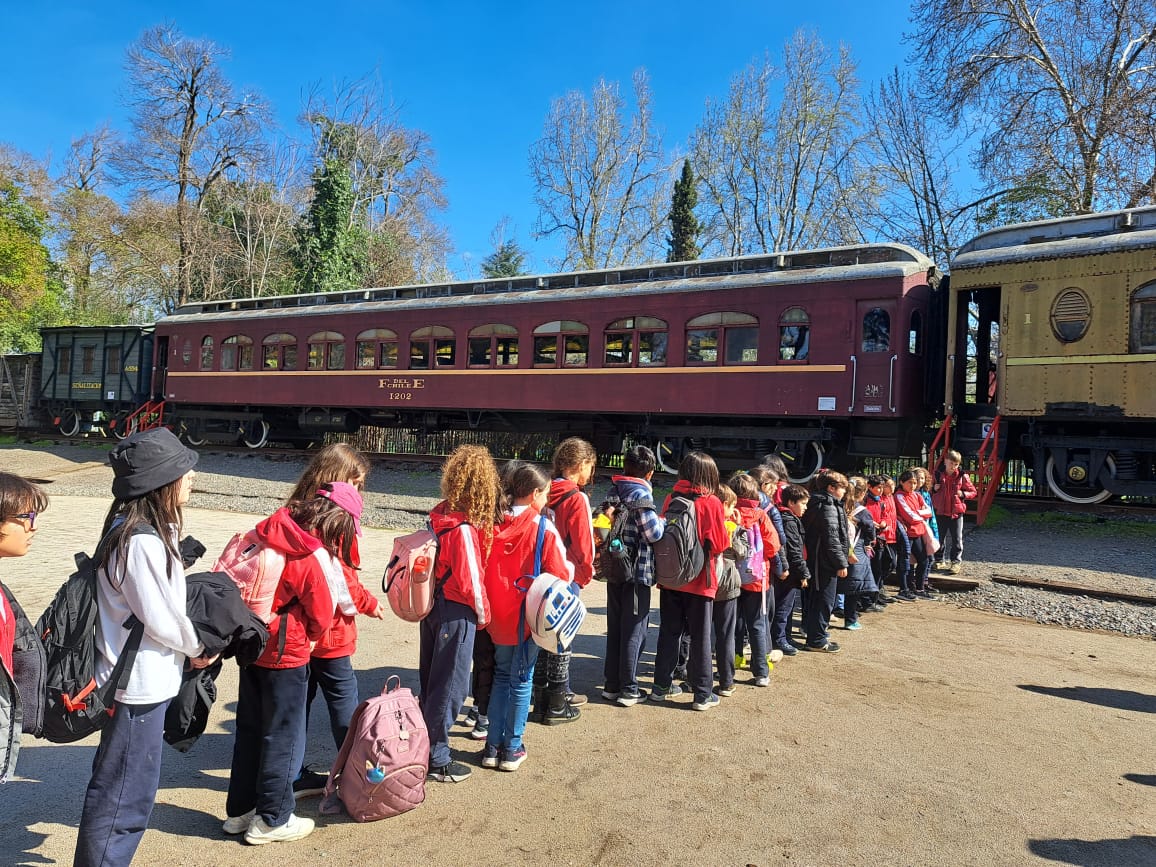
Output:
top-left (653, 494), bottom-right (707, 589)
top-left (597, 497), bottom-right (654, 584)
top-left (34, 531), bottom-right (151, 744)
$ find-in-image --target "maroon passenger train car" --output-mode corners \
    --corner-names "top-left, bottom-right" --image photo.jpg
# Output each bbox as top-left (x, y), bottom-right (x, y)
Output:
top-left (153, 243), bottom-right (936, 478)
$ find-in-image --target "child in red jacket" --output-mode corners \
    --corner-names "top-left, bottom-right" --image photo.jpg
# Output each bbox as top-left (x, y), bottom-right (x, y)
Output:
top-left (650, 451), bottom-right (730, 711)
top-left (285, 445), bottom-right (385, 799)
top-left (482, 462), bottom-right (571, 772)
top-left (421, 445), bottom-right (499, 784)
top-left (224, 486), bottom-right (354, 845)
top-left (728, 473), bottom-right (782, 687)
top-left (535, 437), bottom-right (597, 724)
top-left (932, 450), bottom-right (977, 574)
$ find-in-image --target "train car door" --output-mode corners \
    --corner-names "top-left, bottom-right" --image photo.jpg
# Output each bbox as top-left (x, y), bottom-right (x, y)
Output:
top-left (852, 300), bottom-right (898, 414)
top-left (153, 335), bottom-right (169, 400)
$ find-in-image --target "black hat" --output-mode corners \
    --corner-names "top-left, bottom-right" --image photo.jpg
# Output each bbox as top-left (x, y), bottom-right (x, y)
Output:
top-left (109, 428), bottom-right (198, 499)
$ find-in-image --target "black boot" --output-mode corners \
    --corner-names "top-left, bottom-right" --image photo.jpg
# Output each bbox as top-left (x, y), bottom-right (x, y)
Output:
top-left (542, 687), bottom-right (581, 726)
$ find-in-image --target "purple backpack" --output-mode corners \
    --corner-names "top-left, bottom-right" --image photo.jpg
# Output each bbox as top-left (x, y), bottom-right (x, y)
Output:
top-left (319, 676), bottom-right (428, 822)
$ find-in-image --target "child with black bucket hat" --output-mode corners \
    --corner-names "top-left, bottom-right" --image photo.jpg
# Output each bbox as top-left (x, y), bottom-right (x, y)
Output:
top-left (74, 429), bottom-right (219, 867)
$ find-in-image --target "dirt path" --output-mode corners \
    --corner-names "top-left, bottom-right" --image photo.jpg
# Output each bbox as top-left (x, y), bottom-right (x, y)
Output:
top-left (3, 496), bottom-right (1155, 866)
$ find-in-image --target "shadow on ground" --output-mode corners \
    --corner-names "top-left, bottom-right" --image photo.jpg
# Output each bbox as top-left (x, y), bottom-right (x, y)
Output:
top-left (1018, 684), bottom-right (1156, 713)
top-left (1028, 834), bottom-right (1156, 866)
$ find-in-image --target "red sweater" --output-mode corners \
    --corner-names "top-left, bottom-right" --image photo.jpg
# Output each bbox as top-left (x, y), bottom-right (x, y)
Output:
top-left (894, 490), bottom-right (933, 536)
top-left (864, 493), bottom-right (898, 544)
top-left (735, 499), bottom-right (781, 592)
top-left (661, 480), bottom-right (731, 599)
top-left (311, 563), bottom-right (379, 659)
top-left (429, 502), bottom-right (491, 628)
top-left (484, 507), bottom-right (572, 646)
top-left (252, 508), bottom-right (334, 669)
top-left (548, 479), bottom-right (595, 588)
top-left (0, 586), bottom-right (14, 677)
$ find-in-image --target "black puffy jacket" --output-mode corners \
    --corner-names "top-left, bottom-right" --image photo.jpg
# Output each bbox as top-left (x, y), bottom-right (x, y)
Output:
top-left (801, 491), bottom-right (850, 583)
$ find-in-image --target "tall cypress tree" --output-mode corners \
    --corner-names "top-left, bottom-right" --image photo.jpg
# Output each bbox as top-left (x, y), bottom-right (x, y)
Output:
top-left (666, 158), bottom-right (703, 262)
top-left (298, 158), bottom-right (369, 293)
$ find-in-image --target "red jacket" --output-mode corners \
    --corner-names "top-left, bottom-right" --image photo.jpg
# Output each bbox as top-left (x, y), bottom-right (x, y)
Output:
top-left (735, 498), bottom-right (781, 592)
top-left (484, 507), bottom-right (572, 646)
top-left (429, 501), bottom-right (491, 628)
top-left (548, 479), bottom-right (595, 588)
top-left (932, 468), bottom-right (977, 519)
top-left (0, 586), bottom-right (14, 677)
top-left (253, 508), bottom-right (334, 669)
top-left (661, 480), bottom-right (731, 599)
top-left (311, 556), bottom-right (379, 658)
top-left (864, 493), bottom-right (898, 544)
top-left (894, 490), bottom-right (932, 536)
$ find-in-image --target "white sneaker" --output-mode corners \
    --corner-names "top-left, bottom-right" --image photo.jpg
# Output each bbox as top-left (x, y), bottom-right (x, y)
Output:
top-left (244, 813), bottom-right (315, 845)
top-left (222, 809), bottom-right (256, 835)
top-left (768, 649), bottom-right (784, 664)
top-left (753, 676), bottom-right (770, 687)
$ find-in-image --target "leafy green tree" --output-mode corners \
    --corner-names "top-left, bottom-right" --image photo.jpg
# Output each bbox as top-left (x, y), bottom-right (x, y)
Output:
top-left (666, 159), bottom-right (702, 262)
top-left (0, 175), bottom-right (64, 351)
top-left (481, 240), bottom-right (528, 277)
top-left (297, 158), bottom-right (369, 292)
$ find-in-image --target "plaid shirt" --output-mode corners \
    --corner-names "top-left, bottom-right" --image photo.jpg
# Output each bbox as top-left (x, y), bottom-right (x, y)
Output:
top-left (613, 477), bottom-right (665, 586)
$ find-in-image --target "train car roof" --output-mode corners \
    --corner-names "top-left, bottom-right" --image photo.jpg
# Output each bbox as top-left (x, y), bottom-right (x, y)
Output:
top-left (161, 243), bottom-right (932, 325)
top-left (953, 206), bottom-right (1156, 270)
top-left (40, 324), bottom-right (155, 333)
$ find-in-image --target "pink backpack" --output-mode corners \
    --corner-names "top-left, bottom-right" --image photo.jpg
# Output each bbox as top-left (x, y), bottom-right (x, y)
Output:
top-left (213, 529), bottom-right (286, 622)
top-left (382, 522), bottom-right (449, 622)
top-left (319, 676), bottom-right (428, 822)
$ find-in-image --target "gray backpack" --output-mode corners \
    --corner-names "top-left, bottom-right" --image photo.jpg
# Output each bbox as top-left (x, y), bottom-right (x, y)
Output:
top-left (652, 495), bottom-right (706, 589)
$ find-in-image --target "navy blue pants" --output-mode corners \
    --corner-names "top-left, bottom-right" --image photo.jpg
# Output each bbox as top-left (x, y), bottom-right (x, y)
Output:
top-left (894, 527), bottom-right (911, 593)
top-left (604, 581), bottom-right (651, 694)
top-left (307, 654), bottom-right (359, 749)
top-left (419, 596), bottom-right (476, 768)
top-left (737, 589), bottom-right (771, 677)
top-left (226, 663), bottom-right (309, 827)
top-left (771, 581), bottom-right (800, 649)
top-left (74, 699), bottom-right (169, 867)
top-left (711, 597), bottom-right (737, 689)
top-left (804, 570), bottom-right (838, 647)
top-left (910, 535), bottom-right (932, 591)
top-left (471, 628), bottom-right (496, 716)
top-left (653, 589), bottom-right (713, 703)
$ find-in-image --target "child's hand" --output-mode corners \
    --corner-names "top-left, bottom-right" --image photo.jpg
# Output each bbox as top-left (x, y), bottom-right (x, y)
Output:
top-left (371, 603), bottom-right (386, 620)
top-left (781, 569), bottom-right (789, 580)
top-left (801, 579), bottom-right (809, 589)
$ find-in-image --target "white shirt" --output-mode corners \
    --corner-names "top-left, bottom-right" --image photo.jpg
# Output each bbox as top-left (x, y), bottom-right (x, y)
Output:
top-left (95, 528), bottom-right (204, 705)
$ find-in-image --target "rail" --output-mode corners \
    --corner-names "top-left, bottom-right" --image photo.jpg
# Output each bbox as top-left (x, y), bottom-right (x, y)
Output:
top-left (973, 415), bottom-right (1007, 526)
top-left (120, 400), bottom-right (168, 435)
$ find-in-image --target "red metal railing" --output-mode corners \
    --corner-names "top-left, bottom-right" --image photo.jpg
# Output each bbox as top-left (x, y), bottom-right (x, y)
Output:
top-left (116, 400), bottom-right (168, 435)
top-left (973, 415), bottom-right (1007, 526)
top-left (926, 413), bottom-right (953, 477)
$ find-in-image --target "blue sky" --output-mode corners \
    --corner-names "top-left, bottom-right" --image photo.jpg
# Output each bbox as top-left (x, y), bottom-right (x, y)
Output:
top-left (1, 1), bottom-right (916, 276)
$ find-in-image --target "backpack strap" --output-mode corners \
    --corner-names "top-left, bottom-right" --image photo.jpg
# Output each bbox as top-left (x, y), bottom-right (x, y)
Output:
top-left (514, 516), bottom-right (550, 681)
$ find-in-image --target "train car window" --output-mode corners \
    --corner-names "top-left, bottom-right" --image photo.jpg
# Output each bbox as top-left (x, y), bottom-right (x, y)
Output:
top-left (356, 329), bottom-right (398, 369)
top-left (908, 310), bottom-right (923, 355)
top-left (1050, 288), bottom-right (1091, 342)
top-left (862, 308), bottom-right (890, 352)
top-left (220, 336), bottom-right (254, 371)
top-left (1130, 283), bottom-right (1156, 352)
top-left (308, 331), bottom-right (345, 370)
top-left (262, 333), bottom-right (298, 370)
top-left (182, 341), bottom-right (192, 365)
top-left (106, 346), bottom-right (121, 375)
top-left (779, 307), bottom-right (810, 361)
top-left (687, 313), bottom-right (758, 365)
top-left (468, 324), bottom-right (519, 368)
top-left (200, 337), bottom-right (213, 370)
top-left (58, 346), bottom-right (72, 375)
top-left (410, 326), bottom-right (455, 370)
top-left (82, 346), bottom-right (96, 375)
top-left (604, 317), bottom-right (667, 367)
top-left (533, 321), bottom-right (588, 367)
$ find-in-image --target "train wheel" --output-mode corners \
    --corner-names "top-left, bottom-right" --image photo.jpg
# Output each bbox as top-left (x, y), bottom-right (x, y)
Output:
top-left (654, 439), bottom-right (680, 474)
top-left (112, 412), bottom-right (137, 440)
top-left (58, 409), bottom-right (80, 437)
top-left (241, 420), bottom-right (269, 449)
top-left (183, 430), bottom-right (207, 447)
top-left (783, 441), bottom-right (825, 484)
top-left (1044, 452), bottom-right (1115, 505)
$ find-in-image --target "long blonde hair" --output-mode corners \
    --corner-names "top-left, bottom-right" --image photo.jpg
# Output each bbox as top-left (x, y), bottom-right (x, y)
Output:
top-left (440, 445), bottom-right (500, 554)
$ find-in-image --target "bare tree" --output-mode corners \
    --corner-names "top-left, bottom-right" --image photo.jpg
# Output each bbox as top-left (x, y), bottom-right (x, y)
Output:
top-left (692, 32), bottom-right (875, 256)
top-left (909, 0), bottom-right (1156, 213)
top-left (530, 70), bottom-right (670, 270)
top-left (115, 24), bottom-right (268, 306)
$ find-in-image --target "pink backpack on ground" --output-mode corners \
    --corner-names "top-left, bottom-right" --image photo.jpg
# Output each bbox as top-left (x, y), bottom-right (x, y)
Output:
top-left (319, 676), bottom-right (428, 822)
top-left (382, 522), bottom-right (449, 622)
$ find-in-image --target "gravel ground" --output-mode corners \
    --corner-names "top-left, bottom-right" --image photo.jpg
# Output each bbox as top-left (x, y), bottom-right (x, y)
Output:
top-left (4, 442), bottom-right (1154, 640)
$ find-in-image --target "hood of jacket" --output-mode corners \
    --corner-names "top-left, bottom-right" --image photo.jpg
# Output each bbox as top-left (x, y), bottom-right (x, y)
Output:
top-left (672, 479), bottom-right (712, 498)
top-left (429, 500), bottom-right (469, 536)
top-left (254, 507), bottom-right (323, 557)
top-left (611, 474), bottom-right (653, 504)
top-left (548, 478), bottom-right (581, 507)
top-left (736, 498), bottom-right (764, 527)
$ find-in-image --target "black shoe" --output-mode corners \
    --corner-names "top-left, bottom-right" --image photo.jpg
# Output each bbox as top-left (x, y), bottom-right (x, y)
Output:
top-left (802, 642), bottom-right (841, 654)
top-left (896, 591), bottom-right (917, 602)
top-left (427, 761), bottom-right (472, 783)
top-left (542, 703), bottom-right (582, 726)
top-left (292, 766), bottom-right (328, 799)
top-left (777, 643), bottom-right (798, 657)
top-left (671, 667), bottom-right (688, 682)
top-left (832, 607), bottom-right (845, 618)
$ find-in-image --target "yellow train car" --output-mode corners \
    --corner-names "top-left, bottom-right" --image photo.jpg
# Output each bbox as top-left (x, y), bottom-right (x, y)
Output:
top-left (946, 207), bottom-right (1156, 503)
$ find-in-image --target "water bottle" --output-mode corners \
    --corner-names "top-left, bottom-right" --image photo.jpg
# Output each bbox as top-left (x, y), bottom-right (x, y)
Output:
top-left (412, 554), bottom-right (430, 581)
top-left (608, 538), bottom-right (623, 553)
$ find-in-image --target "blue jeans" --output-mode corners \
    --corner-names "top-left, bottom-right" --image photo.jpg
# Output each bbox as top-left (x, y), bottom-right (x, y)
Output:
top-left (227, 664), bottom-right (310, 827)
top-left (75, 699), bottom-right (169, 867)
top-left (419, 596), bottom-right (476, 767)
top-left (307, 654), bottom-right (359, 749)
top-left (487, 640), bottom-right (537, 752)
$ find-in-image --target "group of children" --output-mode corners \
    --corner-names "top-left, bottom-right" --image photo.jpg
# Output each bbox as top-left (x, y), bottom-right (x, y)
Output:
top-left (0, 435), bottom-right (976, 861)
